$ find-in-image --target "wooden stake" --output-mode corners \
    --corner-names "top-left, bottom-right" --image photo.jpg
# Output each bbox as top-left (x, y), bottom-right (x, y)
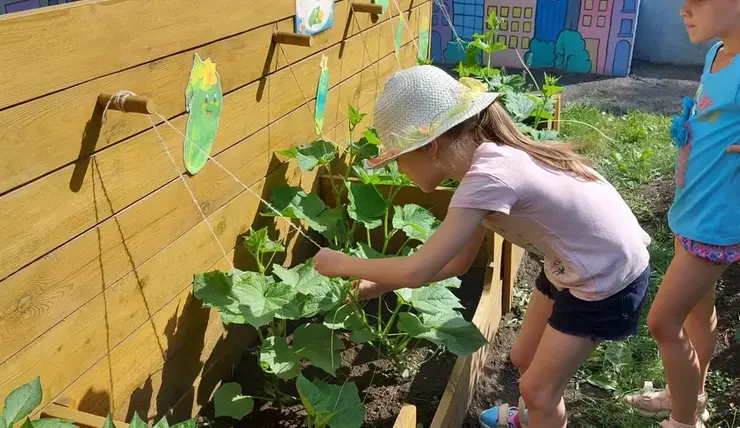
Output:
top-left (273, 31), bottom-right (313, 47)
top-left (97, 93), bottom-right (156, 115)
top-left (351, 2), bottom-right (384, 14)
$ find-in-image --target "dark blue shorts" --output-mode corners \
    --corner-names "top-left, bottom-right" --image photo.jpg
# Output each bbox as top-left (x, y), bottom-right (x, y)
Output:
top-left (535, 266), bottom-right (651, 342)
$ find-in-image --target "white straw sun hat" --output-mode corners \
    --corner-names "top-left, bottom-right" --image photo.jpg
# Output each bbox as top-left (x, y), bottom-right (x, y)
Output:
top-left (367, 65), bottom-right (500, 169)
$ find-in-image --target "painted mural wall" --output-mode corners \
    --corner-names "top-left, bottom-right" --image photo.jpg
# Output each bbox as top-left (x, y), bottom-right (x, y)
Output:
top-left (0, 0), bottom-right (75, 15)
top-left (432, 0), bottom-right (640, 76)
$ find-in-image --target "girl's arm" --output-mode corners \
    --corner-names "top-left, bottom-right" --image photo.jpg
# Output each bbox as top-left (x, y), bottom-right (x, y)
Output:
top-left (314, 207), bottom-right (488, 289)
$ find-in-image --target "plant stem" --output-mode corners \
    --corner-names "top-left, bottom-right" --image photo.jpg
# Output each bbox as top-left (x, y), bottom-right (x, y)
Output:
top-left (256, 328), bottom-right (266, 342)
top-left (366, 227), bottom-right (372, 248)
top-left (272, 375), bottom-right (283, 408)
top-left (377, 297), bottom-right (383, 332)
top-left (326, 163), bottom-right (341, 202)
top-left (382, 301), bottom-right (404, 337)
top-left (396, 237), bottom-right (412, 255)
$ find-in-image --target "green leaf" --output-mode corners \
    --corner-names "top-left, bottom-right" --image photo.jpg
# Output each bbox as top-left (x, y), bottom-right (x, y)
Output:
top-left (0, 415), bottom-right (6, 428)
top-left (30, 419), bottom-right (77, 428)
top-left (264, 185), bottom-right (341, 238)
top-left (362, 128), bottom-right (381, 145)
top-left (272, 259), bottom-right (327, 294)
top-left (735, 326), bottom-right (740, 342)
top-left (487, 10), bottom-right (499, 31)
top-left (349, 243), bottom-right (387, 259)
top-left (398, 312), bottom-right (487, 356)
top-left (260, 336), bottom-right (300, 380)
top-left (243, 228), bottom-right (285, 257)
top-left (168, 419), bottom-right (196, 428)
top-left (214, 383), bottom-right (254, 420)
top-left (21, 418), bottom-right (33, 428)
top-left (296, 375), bottom-right (365, 428)
top-left (323, 306), bottom-right (374, 344)
top-left (604, 342), bottom-right (632, 372)
top-left (278, 140), bottom-right (337, 172)
top-left (3, 377), bottom-right (42, 425)
top-left (505, 92), bottom-right (538, 122)
top-left (348, 138), bottom-right (379, 164)
top-left (348, 104), bottom-right (367, 131)
top-left (347, 182), bottom-right (387, 230)
top-left (586, 374), bottom-right (617, 392)
top-left (101, 414), bottom-right (115, 428)
top-left (151, 417), bottom-right (169, 428)
top-left (128, 413), bottom-right (148, 428)
top-left (293, 324), bottom-right (345, 376)
top-left (392, 204), bottom-right (438, 242)
top-left (394, 283), bottom-right (463, 315)
top-left (432, 277), bottom-right (461, 289)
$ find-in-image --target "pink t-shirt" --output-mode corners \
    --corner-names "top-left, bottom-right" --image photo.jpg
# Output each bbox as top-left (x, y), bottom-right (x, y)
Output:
top-left (450, 143), bottom-right (651, 301)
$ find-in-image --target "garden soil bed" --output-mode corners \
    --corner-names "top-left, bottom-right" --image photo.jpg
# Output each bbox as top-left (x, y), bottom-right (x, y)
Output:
top-left (199, 267), bottom-right (487, 428)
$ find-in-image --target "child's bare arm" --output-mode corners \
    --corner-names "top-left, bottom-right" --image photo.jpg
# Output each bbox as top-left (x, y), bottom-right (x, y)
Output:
top-left (314, 207), bottom-right (488, 288)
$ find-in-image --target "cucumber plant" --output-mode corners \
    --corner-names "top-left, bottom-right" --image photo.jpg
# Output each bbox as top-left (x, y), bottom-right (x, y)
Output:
top-left (0, 378), bottom-right (195, 428)
top-left (193, 105), bottom-right (488, 426)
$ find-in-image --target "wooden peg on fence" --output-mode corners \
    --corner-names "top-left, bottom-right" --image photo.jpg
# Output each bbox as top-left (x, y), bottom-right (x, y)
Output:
top-left (273, 31), bottom-right (314, 47)
top-left (97, 93), bottom-right (156, 115)
top-left (351, 1), bottom-right (384, 14)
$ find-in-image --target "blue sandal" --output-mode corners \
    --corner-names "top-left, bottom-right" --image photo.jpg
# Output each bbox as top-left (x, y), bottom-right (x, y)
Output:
top-left (479, 398), bottom-right (528, 428)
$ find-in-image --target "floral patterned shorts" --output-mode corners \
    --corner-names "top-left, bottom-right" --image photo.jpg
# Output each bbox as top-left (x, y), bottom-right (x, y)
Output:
top-left (676, 235), bottom-right (740, 265)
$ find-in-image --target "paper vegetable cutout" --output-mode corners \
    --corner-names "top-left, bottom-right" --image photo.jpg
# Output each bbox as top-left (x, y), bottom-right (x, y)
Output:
top-left (394, 17), bottom-right (404, 60)
top-left (295, 0), bottom-right (334, 36)
top-left (184, 53), bottom-right (224, 175)
top-left (418, 17), bottom-right (430, 62)
top-left (314, 55), bottom-right (330, 136)
top-left (374, 0), bottom-right (389, 13)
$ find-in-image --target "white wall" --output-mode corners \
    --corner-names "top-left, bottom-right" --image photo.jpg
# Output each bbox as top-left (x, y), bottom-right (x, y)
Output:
top-left (633, 0), bottom-right (713, 66)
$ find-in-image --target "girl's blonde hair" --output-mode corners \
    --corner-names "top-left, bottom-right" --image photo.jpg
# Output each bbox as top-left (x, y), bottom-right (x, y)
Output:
top-left (444, 102), bottom-right (599, 182)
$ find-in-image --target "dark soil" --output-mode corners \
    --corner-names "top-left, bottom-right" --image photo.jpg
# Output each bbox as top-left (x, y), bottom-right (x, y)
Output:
top-left (199, 268), bottom-right (486, 428)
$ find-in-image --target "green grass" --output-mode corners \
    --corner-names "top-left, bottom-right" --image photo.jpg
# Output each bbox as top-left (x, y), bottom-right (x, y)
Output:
top-left (555, 103), bottom-right (738, 428)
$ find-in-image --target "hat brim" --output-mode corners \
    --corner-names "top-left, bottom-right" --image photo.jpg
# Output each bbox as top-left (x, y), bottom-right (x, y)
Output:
top-left (366, 91), bottom-right (500, 169)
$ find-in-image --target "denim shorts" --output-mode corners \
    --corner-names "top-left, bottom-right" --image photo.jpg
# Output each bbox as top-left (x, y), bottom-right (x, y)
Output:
top-left (535, 266), bottom-right (651, 342)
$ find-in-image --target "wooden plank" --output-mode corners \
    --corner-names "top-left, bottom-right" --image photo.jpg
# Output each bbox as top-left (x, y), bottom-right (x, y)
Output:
top-left (0, 29), bottom-right (421, 284)
top-left (392, 405), bottom-right (417, 428)
top-left (0, 0), bottom-right (419, 195)
top-left (41, 404), bottom-right (129, 428)
top-left (0, 84), bottom-right (396, 418)
top-left (430, 233), bottom-right (504, 428)
top-left (501, 241), bottom-right (525, 314)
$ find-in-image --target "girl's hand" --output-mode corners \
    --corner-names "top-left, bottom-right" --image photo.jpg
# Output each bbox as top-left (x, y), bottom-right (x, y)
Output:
top-left (314, 248), bottom-right (349, 278)
top-left (351, 279), bottom-right (393, 301)
top-left (728, 145), bottom-right (740, 153)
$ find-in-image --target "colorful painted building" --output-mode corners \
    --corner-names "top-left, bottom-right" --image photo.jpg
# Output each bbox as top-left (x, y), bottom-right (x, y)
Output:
top-left (486, 0), bottom-right (537, 67)
top-left (0, 0), bottom-right (75, 14)
top-left (605, 0), bottom-right (639, 75)
top-left (431, 0), bottom-right (456, 62)
top-left (578, 0), bottom-right (615, 73)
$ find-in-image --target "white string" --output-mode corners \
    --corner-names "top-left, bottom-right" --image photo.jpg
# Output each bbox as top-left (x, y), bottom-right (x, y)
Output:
top-left (101, 90), bottom-right (136, 124)
top-left (146, 115), bottom-right (237, 270)
top-left (152, 112), bottom-right (324, 249)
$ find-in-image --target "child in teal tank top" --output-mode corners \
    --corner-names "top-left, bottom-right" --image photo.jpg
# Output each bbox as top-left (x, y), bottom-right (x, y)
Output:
top-left (623, 1), bottom-right (740, 427)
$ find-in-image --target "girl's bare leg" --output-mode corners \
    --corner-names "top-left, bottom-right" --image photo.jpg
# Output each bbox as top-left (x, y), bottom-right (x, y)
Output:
top-left (683, 284), bottom-right (717, 395)
top-left (647, 243), bottom-right (727, 425)
top-left (510, 288), bottom-right (554, 373)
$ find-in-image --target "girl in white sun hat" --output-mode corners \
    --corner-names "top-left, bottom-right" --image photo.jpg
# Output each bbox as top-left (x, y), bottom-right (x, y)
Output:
top-left (314, 65), bottom-right (652, 428)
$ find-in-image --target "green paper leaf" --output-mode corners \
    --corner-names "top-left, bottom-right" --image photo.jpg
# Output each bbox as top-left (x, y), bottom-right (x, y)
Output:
top-left (128, 413), bottom-right (148, 428)
top-left (293, 324), bottom-right (344, 376)
top-left (315, 58), bottom-right (330, 135)
top-left (398, 312), bottom-right (487, 356)
top-left (260, 336), bottom-right (300, 380)
top-left (169, 419), bottom-right (196, 428)
top-left (348, 104), bottom-right (367, 131)
top-left (243, 228), bottom-right (285, 256)
top-left (184, 54), bottom-right (224, 175)
top-left (394, 18), bottom-right (404, 59)
top-left (505, 92), bottom-right (538, 122)
top-left (3, 377), bottom-right (42, 425)
top-left (152, 417), bottom-right (169, 428)
top-left (417, 18), bottom-right (430, 61)
top-left (296, 375), bottom-right (365, 428)
top-left (101, 414), bottom-right (115, 428)
top-left (278, 140), bottom-right (337, 172)
top-left (30, 419), bottom-right (77, 428)
top-left (214, 383), bottom-right (254, 420)
top-left (392, 204), bottom-right (438, 242)
top-left (394, 283), bottom-right (462, 315)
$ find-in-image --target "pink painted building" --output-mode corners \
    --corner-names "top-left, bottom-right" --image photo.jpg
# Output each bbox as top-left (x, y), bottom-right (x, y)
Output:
top-left (486, 0), bottom-right (538, 67)
top-left (578, 0), bottom-right (615, 74)
top-left (605, 0), bottom-right (639, 75)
